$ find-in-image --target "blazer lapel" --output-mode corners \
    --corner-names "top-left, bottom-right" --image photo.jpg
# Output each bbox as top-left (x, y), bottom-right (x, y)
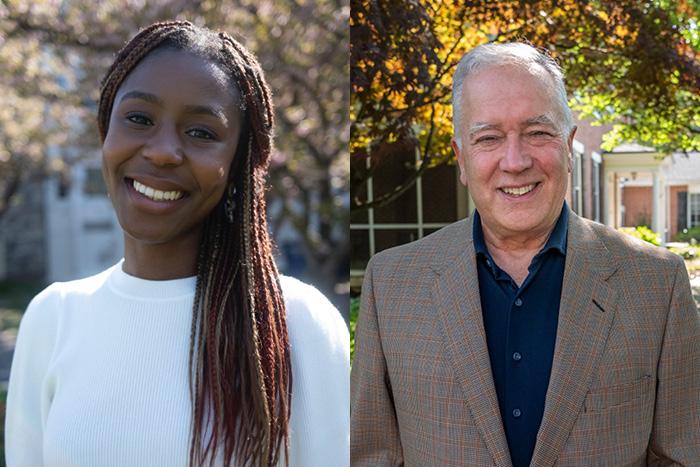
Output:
top-left (530, 212), bottom-right (619, 467)
top-left (431, 217), bottom-right (513, 467)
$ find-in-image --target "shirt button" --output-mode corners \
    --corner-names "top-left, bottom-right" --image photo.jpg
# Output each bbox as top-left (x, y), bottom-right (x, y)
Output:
top-left (512, 352), bottom-right (522, 361)
top-left (514, 298), bottom-right (523, 307)
top-left (512, 408), bottom-right (522, 418)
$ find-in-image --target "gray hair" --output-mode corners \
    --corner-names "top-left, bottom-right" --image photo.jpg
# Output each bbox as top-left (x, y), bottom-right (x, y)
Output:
top-left (451, 42), bottom-right (573, 146)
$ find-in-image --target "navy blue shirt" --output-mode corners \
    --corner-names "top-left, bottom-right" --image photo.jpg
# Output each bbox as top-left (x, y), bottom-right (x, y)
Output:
top-left (473, 204), bottom-right (568, 467)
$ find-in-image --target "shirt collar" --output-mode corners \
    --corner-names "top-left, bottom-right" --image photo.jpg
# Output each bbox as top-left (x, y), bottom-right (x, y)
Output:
top-left (473, 202), bottom-right (569, 259)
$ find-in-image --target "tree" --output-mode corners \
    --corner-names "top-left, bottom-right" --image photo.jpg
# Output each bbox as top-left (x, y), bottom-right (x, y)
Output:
top-left (350, 0), bottom-right (700, 212)
top-left (0, 0), bottom-right (348, 301)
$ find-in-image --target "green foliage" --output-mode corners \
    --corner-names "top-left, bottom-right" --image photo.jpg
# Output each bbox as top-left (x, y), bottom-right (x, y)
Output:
top-left (668, 245), bottom-right (697, 260)
top-left (618, 225), bottom-right (662, 246)
top-left (675, 226), bottom-right (700, 244)
top-left (350, 296), bottom-right (359, 362)
top-left (351, 0), bottom-right (700, 212)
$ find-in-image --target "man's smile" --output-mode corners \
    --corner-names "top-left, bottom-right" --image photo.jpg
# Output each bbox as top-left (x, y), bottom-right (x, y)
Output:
top-left (499, 182), bottom-right (541, 197)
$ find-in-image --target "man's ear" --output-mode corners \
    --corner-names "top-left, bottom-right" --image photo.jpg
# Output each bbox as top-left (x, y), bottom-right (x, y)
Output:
top-left (452, 137), bottom-right (468, 187)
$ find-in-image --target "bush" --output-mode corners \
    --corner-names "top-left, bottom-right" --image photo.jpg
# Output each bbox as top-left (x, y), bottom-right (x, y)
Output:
top-left (675, 226), bottom-right (700, 244)
top-left (668, 245), bottom-right (697, 260)
top-left (618, 225), bottom-right (661, 246)
top-left (350, 297), bottom-right (359, 362)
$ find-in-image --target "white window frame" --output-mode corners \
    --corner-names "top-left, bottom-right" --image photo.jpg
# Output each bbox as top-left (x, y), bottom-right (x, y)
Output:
top-left (350, 150), bottom-right (459, 276)
top-left (571, 140), bottom-right (584, 215)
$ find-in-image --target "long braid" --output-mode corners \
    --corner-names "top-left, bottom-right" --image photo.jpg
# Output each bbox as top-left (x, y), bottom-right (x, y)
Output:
top-left (98, 21), bottom-right (291, 467)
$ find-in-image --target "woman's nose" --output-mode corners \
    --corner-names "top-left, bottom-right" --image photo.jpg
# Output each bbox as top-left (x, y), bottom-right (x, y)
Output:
top-left (142, 125), bottom-right (184, 166)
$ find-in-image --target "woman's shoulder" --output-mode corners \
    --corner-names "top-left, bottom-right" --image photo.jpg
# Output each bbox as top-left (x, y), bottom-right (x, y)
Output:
top-left (19, 265), bottom-right (117, 332)
top-left (278, 275), bottom-right (349, 351)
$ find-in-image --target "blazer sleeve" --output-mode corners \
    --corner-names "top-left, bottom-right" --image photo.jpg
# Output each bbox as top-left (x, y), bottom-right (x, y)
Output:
top-left (647, 257), bottom-right (700, 465)
top-left (351, 257), bottom-right (404, 467)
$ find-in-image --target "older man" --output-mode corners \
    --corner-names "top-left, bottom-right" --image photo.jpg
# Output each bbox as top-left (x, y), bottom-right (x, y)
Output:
top-left (351, 43), bottom-right (700, 467)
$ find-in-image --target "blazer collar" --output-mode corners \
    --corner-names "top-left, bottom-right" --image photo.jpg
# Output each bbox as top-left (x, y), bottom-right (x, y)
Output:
top-left (531, 209), bottom-right (619, 466)
top-left (430, 214), bottom-right (513, 467)
top-left (430, 208), bottom-right (619, 467)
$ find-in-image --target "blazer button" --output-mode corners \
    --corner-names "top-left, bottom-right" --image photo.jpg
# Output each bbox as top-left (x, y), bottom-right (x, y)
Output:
top-left (512, 352), bottom-right (522, 361)
top-left (512, 408), bottom-right (522, 418)
top-left (514, 298), bottom-right (523, 307)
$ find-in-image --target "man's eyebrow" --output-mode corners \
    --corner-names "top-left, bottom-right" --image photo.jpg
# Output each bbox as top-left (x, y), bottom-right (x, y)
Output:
top-left (118, 90), bottom-right (162, 105)
top-left (468, 122), bottom-right (499, 138)
top-left (523, 115), bottom-right (558, 128)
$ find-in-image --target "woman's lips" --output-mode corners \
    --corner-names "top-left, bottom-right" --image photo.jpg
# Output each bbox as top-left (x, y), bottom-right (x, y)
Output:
top-left (123, 177), bottom-right (188, 212)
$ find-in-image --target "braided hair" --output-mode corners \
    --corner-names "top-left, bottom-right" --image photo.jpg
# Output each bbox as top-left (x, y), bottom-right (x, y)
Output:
top-left (98, 21), bottom-right (291, 466)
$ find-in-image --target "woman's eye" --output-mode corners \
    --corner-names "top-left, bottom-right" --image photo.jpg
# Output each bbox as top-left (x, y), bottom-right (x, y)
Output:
top-left (186, 128), bottom-right (216, 140)
top-left (125, 113), bottom-right (153, 126)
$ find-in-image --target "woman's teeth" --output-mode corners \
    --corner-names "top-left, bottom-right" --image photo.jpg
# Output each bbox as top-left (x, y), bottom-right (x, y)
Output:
top-left (132, 179), bottom-right (184, 201)
top-left (501, 184), bottom-right (536, 196)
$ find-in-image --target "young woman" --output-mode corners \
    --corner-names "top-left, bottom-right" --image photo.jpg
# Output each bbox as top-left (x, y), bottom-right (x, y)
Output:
top-left (6, 21), bottom-right (349, 467)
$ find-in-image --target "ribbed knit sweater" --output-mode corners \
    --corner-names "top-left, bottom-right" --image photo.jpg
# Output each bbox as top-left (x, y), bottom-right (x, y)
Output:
top-left (5, 261), bottom-right (349, 466)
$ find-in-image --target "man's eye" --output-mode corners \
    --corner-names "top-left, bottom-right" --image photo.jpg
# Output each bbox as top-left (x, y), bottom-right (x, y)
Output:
top-left (186, 128), bottom-right (216, 140)
top-left (529, 131), bottom-right (553, 137)
top-left (125, 113), bottom-right (153, 126)
top-left (475, 135), bottom-right (499, 144)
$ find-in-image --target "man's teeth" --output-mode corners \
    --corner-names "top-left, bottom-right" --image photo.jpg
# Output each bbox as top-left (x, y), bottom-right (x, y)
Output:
top-left (132, 180), bottom-right (184, 201)
top-left (501, 184), bottom-right (536, 196)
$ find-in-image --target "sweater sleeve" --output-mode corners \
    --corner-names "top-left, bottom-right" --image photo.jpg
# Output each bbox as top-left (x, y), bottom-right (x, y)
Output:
top-left (5, 285), bottom-right (61, 467)
top-left (281, 277), bottom-right (350, 467)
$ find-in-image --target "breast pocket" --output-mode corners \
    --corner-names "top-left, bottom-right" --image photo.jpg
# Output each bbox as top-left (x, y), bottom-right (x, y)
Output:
top-left (583, 374), bottom-right (653, 412)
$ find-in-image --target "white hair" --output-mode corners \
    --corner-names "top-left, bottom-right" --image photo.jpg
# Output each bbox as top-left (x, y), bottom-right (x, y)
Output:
top-left (451, 42), bottom-right (573, 146)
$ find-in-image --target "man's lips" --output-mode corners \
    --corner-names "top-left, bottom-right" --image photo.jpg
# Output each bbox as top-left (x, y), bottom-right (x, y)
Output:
top-left (498, 182), bottom-right (540, 197)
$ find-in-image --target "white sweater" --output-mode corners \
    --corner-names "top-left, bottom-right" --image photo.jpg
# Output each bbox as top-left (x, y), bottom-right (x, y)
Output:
top-left (5, 261), bottom-right (349, 467)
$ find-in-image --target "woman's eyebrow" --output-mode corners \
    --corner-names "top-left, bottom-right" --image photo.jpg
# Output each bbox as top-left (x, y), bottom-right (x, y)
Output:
top-left (119, 90), bottom-right (161, 105)
top-left (183, 104), bottom-right (228, 123)
top-left (118, 91), bottom-right (228, 124)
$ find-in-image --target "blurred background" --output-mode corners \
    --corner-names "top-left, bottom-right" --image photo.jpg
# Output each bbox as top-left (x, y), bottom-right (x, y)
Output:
top-left (0, 0), bottom-right (348, 457)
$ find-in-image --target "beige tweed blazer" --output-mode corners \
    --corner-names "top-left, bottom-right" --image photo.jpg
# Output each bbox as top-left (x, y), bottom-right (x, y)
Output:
top-left (351, 210), bottom-right (700, 466)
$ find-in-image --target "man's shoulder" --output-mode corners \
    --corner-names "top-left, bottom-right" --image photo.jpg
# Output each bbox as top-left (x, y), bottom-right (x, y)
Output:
top-left (576, 217), bottom-right (683, 269)
top-left (369, 218), bottom-right (469, 271)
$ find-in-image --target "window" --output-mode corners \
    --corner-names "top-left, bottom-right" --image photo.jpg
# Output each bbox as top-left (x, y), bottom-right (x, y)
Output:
top-left (592, 152), bottom-right (601, 222)
top-left (689, 192), bottom-right (700, 227)
top-left (571, 140), bottom-right (584, 215)
top-left (351, 149), bottom-right (462, 275)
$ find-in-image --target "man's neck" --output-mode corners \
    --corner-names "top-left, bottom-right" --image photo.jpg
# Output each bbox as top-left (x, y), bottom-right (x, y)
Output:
top-left (481, 223), bottom-right (554, 287)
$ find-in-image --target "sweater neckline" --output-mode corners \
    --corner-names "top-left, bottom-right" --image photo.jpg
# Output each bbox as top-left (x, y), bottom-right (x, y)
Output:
top-left (108, 259), bottom-right (197, 301)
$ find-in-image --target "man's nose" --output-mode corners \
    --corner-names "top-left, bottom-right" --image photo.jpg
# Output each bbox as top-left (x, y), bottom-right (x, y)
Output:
top-left (499, 134), bottom-right (532, 173)
top-left (142, 124), bottom-right (184, 166)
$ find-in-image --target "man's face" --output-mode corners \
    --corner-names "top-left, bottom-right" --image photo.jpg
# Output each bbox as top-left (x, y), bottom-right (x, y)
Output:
top-left (452, 64), bottom-right (575, 241)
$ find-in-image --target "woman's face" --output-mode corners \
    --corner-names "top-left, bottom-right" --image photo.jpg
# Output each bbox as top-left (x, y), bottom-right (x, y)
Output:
top-left (102, 48), bottom-right (242, 247)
